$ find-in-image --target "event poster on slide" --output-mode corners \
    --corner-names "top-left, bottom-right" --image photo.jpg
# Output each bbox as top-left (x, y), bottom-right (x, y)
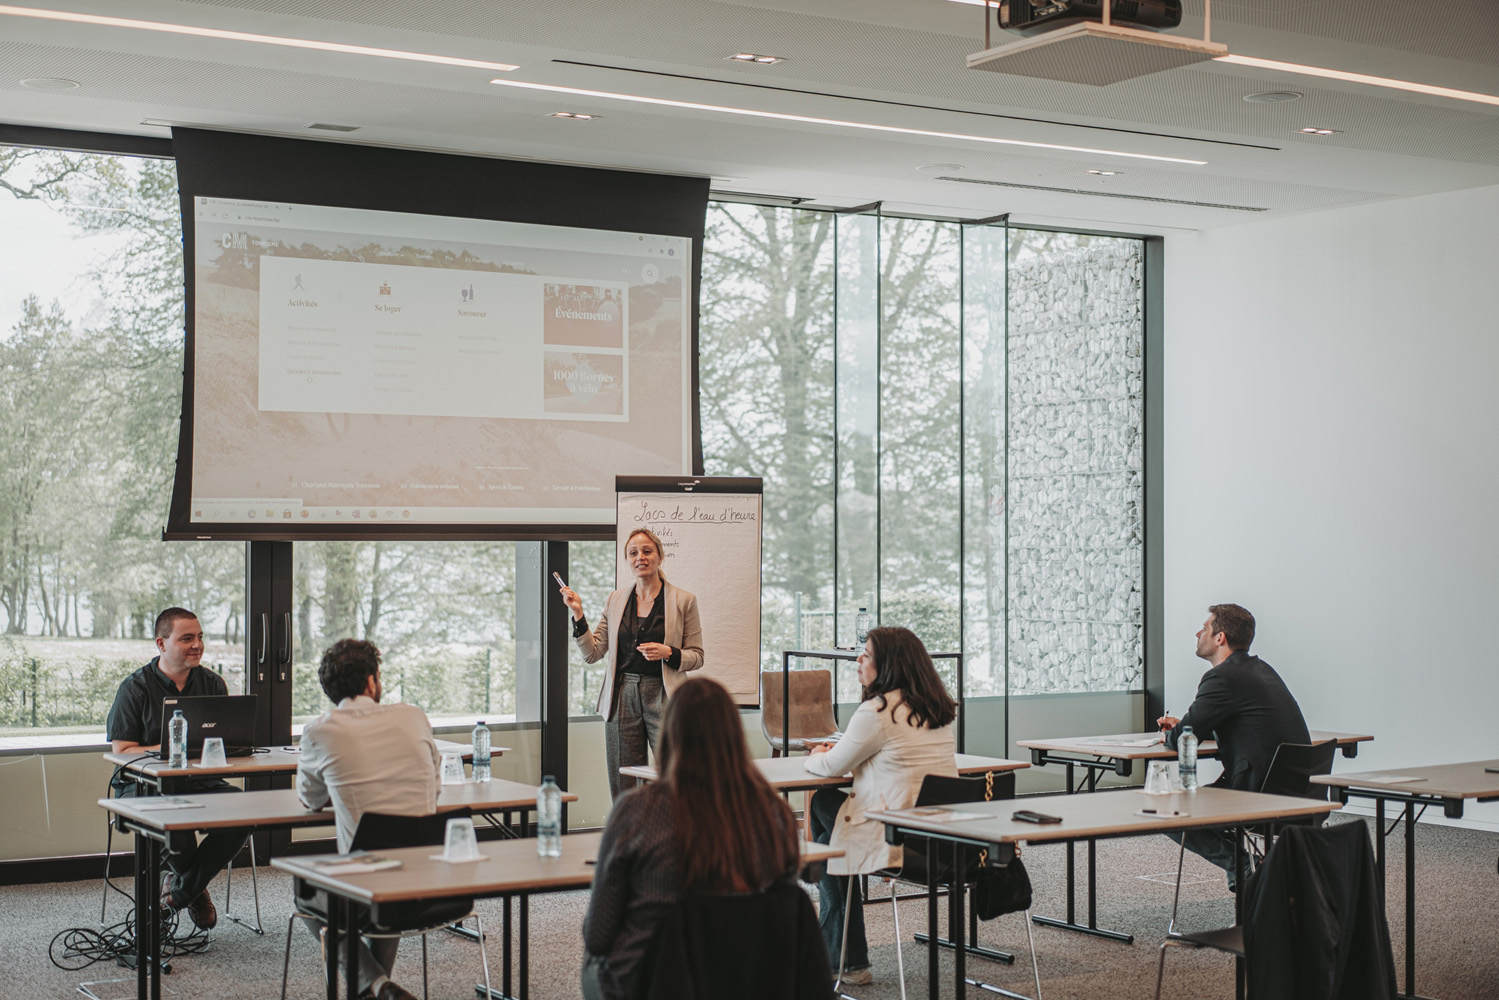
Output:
top-left (618, 487), bottom-right (762, 705)
top-left (188, 197), bottom-right (692, 526)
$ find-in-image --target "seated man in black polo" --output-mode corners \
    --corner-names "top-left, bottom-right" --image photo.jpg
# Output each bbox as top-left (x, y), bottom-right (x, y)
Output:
top-left (1157, 603), bottom-right (1309, 890)
top-left (106, 607), bottom-right (247, 930)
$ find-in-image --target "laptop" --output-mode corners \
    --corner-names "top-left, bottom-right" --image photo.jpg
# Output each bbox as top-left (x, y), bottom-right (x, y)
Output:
top-left (159, 694), bottom-right (259, 757)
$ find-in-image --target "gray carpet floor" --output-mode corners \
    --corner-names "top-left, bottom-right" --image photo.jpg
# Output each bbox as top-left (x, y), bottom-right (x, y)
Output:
top-left (5, 814), bottom-right (1495, 1000)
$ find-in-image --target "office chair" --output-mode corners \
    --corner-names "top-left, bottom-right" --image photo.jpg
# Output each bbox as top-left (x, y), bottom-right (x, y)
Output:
top-left (279, 809), bottom-right (492, 1000)
top-left (760, 670), bottom-right (842, 756)
top-left (836, 772), bottom-right (1042, 1000)
top-left (1155, 739), bottom-right (1340, 998)
top-left (1154, 822), bottom-right (1396, 1000)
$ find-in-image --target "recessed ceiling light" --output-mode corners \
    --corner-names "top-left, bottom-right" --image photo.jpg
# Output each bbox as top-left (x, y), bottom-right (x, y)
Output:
top-left (1216, 53), bottom-right (1499, 108)
top-left (1297, 127), bottom-right (1341, 135)
top-left (1243, 91), bottom-right (1302, 103)
top-left (489, 78), bottom-right (1209, 165)
top-left (18, 77), bottom-right (80, 90)
top-left (1086, 169), bottom-right (1123, 176)
top-left (916, 163), bottom-right (966, 173)
top-left (0, 4), bottom-right (519, 72)
top-left (548, 111), bottom-right (600, 120)
top-left (727, 52), bottom-right (784, 65)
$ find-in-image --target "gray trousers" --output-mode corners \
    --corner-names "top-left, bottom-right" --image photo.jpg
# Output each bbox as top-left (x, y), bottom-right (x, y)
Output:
top-left (605, 673), bottom-right (664, 800)
top-left (301, 917), bottom-right (399, 994)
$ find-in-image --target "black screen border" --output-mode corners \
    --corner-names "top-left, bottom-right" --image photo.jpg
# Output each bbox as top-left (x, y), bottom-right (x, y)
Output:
top-left (166, 128), bottom-right (707, 542)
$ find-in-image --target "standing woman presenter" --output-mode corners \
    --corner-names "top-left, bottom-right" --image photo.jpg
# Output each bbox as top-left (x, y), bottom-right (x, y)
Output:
top-left (561, 527), bottom-right (704, 799)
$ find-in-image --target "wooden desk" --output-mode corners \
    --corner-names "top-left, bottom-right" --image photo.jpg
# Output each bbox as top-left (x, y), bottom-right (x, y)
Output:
top-left (1013, 728), bottom-right (1373, 943)
top-left (619, 752), bottom-right (1029, 791)
top-left (1313, 759), bottom-right (1499, 1000)
top-left (869, 786), bottom-right (1341, 1000)
top-left (103, 738), bottom-right (485, 794)
top-left (98, 780), bottom-right (573, 1000)
top-left (273, 834), bottom-right (845, 1000)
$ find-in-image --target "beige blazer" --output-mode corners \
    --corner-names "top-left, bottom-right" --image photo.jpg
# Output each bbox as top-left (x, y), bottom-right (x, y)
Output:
top-left (804, 691), bottom-right (957, 876)
top-left (575, 579), bottom-right (704, 721)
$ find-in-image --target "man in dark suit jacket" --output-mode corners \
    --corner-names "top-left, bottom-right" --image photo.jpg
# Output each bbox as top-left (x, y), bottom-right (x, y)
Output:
top-left (1157, 603), bottom-right (1309, 888)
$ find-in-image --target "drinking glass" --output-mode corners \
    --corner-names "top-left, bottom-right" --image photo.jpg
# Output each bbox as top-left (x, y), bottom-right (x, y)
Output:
top-left (1143, 759), bottom-right (1172, 795)
top-left (440, 751), bottom-right (467, 785)
top-left (443, 817), bottom-right (480, 862)
top-left (199, 737), bottom-right (228, 768)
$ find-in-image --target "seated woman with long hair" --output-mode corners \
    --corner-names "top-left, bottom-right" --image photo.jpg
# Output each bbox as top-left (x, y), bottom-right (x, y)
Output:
top-left (805, 626), bottom-right (959, 985)
top-left (582, 676), bottom-right (803, 1000)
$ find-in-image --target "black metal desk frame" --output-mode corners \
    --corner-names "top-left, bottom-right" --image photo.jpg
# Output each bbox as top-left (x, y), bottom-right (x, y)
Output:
top-left (877, 815), bottom-right (1254, 1000)
top-left (1322, 783), bottom-right (1499, 1000)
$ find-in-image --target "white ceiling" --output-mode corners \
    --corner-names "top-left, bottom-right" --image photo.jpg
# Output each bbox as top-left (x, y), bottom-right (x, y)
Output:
top-left (3, 0), bottom-right (1498, 233)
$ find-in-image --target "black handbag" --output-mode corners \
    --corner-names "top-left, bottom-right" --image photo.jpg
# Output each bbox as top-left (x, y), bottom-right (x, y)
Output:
top-left (971, 770), bottom-right (1032, 920)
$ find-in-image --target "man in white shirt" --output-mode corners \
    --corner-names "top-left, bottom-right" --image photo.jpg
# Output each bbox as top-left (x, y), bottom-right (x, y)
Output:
top-left (296, 639), bottom-right (440, 1000)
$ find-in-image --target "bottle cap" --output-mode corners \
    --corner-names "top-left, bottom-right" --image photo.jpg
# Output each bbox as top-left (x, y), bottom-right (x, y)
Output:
top-left (542, 774), bottom-right (555, 783)
top-left (1182, 725), bottom-right (1193, 734)
top-left (477, 720), bottom-right (486, 725)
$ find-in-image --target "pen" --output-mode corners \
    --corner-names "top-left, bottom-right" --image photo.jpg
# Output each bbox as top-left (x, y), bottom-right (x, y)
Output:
top-left (553, 572), bottom-right (566, 589)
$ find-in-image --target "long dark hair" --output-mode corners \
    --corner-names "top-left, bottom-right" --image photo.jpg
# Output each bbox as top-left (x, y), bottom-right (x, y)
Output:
top-left (657, 677), bottom-right (799, 893)
top-left (861, 626), bottom-right (959, 730)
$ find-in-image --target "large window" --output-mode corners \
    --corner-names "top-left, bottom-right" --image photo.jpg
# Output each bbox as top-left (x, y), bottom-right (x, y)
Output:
top-left (692, 205), bottom-right (1146, 735)
top-left (290, 541), bottom-right (525, 726)
top-left (0, 146), bottom-right (244, 738)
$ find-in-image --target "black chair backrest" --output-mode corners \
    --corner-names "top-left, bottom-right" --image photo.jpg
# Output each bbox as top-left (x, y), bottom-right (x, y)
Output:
top-left (642, 880), bottom-right (831, 1000)
top-left (1259, 740), bottom-right (1337, 800)
top-left (350, 807), bottom-right (473, 852)
top-left (893, 771), bottom-right (1015, 885)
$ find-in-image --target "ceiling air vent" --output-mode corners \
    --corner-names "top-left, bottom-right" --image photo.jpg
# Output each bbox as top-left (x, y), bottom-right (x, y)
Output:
top-left (306, 122), bottom-right (360, 132)
top-left (936, 175), bottom-right (1267, 212)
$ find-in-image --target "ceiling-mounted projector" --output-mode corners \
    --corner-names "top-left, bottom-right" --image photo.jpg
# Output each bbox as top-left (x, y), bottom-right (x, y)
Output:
top-left (999, 0), bottom-right (1182, 37)
top-left (969, 0), bottom-right (1226, 86)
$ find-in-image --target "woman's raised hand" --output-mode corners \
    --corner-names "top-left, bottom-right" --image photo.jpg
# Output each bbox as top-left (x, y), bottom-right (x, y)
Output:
top-left (560, 586), bottom-right (583, 617)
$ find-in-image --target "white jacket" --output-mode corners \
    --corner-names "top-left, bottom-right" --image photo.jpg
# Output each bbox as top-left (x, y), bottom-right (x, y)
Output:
top-left (804, 691), bottom-right (957, 875)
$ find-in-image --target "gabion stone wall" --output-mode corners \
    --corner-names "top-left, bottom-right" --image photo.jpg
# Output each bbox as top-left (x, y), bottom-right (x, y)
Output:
top-left (1007, 239), bottom-right (1144, 694)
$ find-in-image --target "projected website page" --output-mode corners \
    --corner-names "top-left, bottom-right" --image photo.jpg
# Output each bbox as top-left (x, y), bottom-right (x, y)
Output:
top-left (189, 197), bottom-right (693, 526)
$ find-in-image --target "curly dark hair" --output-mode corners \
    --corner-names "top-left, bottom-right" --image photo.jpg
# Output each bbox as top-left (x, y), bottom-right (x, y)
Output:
top-left (1207, 604), bottom-right (1256, 652)
top-left (318, 638), bottom-right (381, 704)
top-left (862, 626), bottom-right (958, 730)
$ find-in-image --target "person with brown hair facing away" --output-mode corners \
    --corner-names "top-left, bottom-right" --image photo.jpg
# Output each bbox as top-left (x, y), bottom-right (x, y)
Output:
top-left (561, 526), bottom-right (704, 799)
top-left (581, 677), bottom-right (806, 1000)
top-left (805, 626), bottom-right (959, 986)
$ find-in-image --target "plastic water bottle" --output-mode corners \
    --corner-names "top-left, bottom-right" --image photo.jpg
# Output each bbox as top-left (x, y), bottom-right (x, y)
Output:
top-left (855, 607), bottom-right (871, 645)
top-left (168, 710), bottom-right (188, 768)
top-left (1179, 725), bottom-right (1198, 792)
top-left (536, 775), bottom-right (562, 857)
top-left (471, 720), bottom-right (491, 783)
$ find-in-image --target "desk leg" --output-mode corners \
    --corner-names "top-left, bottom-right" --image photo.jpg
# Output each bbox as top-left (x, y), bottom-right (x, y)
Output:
top-left (131, 831), bottom-right (153, 1000)
top-left (1029, 762), bottom-right (1133, 944)
top-left (325, 893), bottom-right (341, 1000)
top-left (929, 839), bottom-right (940, 1000)
top-left (503, 895), bottom-right (513, 998)
top-left (951, 842), bottom-right (966, 1000)
top-left (147, 836), bottom-right (162, 1000)
top-left (1234, 826), bottom-right (1244, 1000)
top-left (344, 900), bottom-right (359, 1000)
top-left (520, 895), bottom-right (530, 1000)
top-left (1376, 798), bottom-right (1387, 897)
top-left (1399, 803), bottom-right (1439, 1000)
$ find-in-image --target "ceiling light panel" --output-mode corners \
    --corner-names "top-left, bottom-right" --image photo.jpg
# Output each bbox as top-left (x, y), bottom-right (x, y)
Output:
top-left (489, 77), bottom-right (1209, 165)
top-left (0, 4), bottom-right (519, 71)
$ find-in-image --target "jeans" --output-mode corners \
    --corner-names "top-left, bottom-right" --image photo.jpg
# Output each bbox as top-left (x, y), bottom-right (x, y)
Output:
top-left (161, 781), bottom-right (249, 904)
top-left (1165, 828), bottom-right (1245, 889)
top-left (809, 788), bottom-right (868, 971)
top-left (605, 674), bottom-right (664, 800)
top-left (300, 917), bottom-right (400, 994)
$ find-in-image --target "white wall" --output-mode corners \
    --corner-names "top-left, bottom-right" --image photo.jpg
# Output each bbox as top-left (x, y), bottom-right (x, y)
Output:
top-left (1165, 183), bottom-right (1499, 829)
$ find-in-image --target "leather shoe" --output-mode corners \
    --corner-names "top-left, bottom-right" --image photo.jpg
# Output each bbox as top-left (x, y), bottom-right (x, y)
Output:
top-left (159, 873), bottom-right (217, 929)
top-left (375, 981), bottom-right (420, 1000)
top-left (185, 888), bottom-right (218, 930)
